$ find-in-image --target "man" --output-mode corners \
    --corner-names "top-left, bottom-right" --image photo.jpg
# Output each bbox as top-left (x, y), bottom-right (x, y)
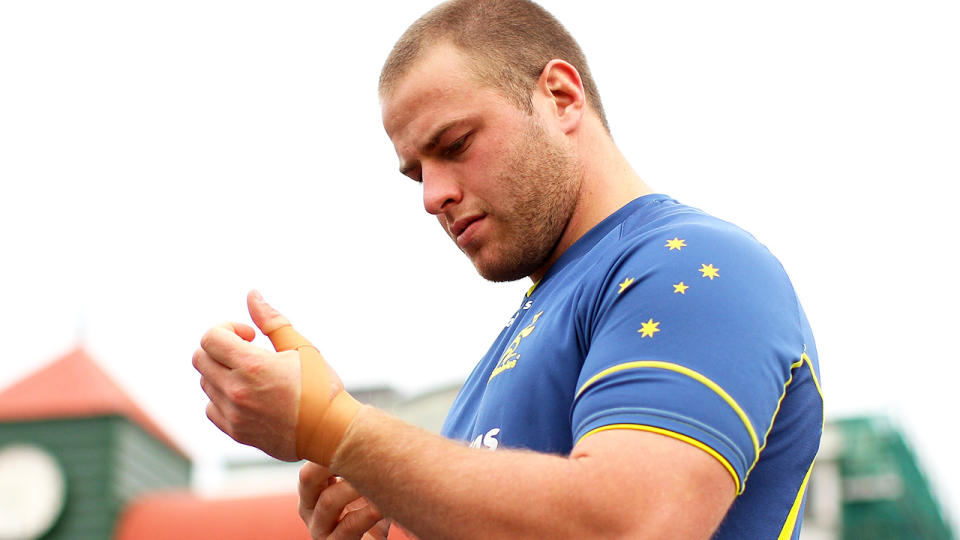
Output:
top-left (192, 1), bottom-right (823, 538)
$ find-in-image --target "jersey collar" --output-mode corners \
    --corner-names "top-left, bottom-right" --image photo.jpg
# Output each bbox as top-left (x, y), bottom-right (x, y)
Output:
top-left (527, 194), bottom-right (672, 297)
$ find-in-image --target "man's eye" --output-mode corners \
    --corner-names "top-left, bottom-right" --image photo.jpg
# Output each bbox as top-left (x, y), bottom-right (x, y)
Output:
top-left (443, 136), bottom-right (469, 157)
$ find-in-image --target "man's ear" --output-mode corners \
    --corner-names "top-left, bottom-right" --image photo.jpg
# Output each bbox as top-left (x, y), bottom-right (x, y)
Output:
top-left (536, 59), bottom-right (586, 134)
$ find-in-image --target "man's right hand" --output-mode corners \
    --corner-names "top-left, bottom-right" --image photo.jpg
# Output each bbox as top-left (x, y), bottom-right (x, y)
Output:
top-left (298, 462), bottom-right (389, 540)
top-left (251, 290), bottom-right (362, 466)
top-left (193, 291), bottom-right (362, 465)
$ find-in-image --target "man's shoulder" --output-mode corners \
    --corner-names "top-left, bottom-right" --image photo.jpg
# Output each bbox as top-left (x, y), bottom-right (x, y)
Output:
top-left (567, 199), bottom-right (796, 313)
top-left (544, 196), bottom-right (792, 309)
top-left (619, 199), bottom-right (759, 249)
top-left (596, 199), bottom-right (777, 272)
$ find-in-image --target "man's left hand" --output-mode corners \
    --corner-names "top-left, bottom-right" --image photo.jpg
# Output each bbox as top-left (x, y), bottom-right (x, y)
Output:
top-left (298, 462), bottom-right (389, 540)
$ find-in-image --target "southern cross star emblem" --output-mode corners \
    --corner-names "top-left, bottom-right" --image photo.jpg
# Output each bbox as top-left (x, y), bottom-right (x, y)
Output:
top-left (665, 237), bottom-right (686, 251)
top-left (638, 318), bottom-right (660, 338)
top-left (699, 264), bottom-right (719, 280)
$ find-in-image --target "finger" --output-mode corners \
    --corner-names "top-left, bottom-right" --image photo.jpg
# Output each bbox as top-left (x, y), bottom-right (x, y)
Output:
top-left (342, 496), bottom-right (371, 515)
top-left (204, 400), bottom-right (233, 437)
top-left (247, 290), bottom-right (313, 352)
top-left (299, 475), bottom-right (338, 526)
top-left (371, 519), bottom-right (392, 539)
top-left (299, 462), bottom-right (334, 510)
top-left (217, 320), bottom-right (257, 342)
top-left (196, 346), bottom-right (242, 438)
top-left (200, 325), bottom-right (257, 369)
top-left (197, 366), bottom-right (231, 409)
top-left (247, 289), bottom-right (294, 336)
top-left (333, 504), bottom-right (384, 540)
top-left (192, 348), bottom-right (230, 379)
top-left (311, 480), bottom-right (365, 537)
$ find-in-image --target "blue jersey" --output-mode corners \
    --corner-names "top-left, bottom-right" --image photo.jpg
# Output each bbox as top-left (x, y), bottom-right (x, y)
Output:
top-left (441, 194), bottom-right (823, 539)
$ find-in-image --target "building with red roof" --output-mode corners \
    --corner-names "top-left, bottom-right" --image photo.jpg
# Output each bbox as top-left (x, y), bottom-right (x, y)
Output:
top-left (0, 347), bottom-right (185, 458)
top-left (0, 347), bottom-right (310, 540)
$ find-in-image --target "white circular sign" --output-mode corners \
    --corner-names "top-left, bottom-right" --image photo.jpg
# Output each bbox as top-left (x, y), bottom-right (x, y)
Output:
top-left (0, 444), bottom-right (67, 540)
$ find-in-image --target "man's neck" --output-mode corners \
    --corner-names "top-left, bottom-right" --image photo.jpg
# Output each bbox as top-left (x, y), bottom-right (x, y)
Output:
top-left (529, 116), bottom-right (652, 284)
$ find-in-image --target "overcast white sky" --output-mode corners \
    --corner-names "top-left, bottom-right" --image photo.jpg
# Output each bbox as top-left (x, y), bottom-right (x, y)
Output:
top-left (1, 0), bottom-right (958, 523)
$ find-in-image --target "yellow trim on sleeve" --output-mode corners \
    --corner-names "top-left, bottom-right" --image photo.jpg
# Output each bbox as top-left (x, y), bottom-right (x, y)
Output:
top-left (575, 361), bottom-right (760, 463)
top-left (578, 424), bottom-right (742, 495)
top-left (777, 458), bottom-right (816, 540)
top-left (802, 352), bottom-right (824, 400)
top-left (744, 358), bottom-right (805, 481)
top-left (775, 350), bottom-right (821, 539)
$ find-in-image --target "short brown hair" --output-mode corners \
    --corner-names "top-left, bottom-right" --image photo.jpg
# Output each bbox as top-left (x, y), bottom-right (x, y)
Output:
top-left (379, 0), bottom-right (609, 131)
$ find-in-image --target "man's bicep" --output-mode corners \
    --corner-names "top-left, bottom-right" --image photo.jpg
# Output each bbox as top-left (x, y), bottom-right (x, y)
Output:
top-left (570, 225), bottom-right (804, 494)
top-left (570, 428), bottom-right (736, 538)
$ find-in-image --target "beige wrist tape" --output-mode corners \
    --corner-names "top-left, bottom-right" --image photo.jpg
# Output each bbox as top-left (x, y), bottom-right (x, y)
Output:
top-left (267, 324), bottom-right (361, 466)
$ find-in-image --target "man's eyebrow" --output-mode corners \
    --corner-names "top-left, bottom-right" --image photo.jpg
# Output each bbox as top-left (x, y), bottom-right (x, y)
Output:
top-left (398, 119), bottom-right (466, 177)
top-left (426, 119), bottom-right (463, 149)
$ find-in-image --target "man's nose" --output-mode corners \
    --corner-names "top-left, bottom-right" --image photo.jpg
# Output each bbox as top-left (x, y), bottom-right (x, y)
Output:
top-left (422, 162), bottom-right (462, 215)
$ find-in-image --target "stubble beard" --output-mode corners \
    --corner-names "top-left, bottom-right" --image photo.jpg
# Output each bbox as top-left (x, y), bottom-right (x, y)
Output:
top-left (472, 119), bottom-right (582, 283)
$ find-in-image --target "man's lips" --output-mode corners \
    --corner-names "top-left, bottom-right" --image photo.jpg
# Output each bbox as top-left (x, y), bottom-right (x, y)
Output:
top-left (450, 214), bottom-right (485, 247)
top-left (450, 214), bottom-right (484, 238)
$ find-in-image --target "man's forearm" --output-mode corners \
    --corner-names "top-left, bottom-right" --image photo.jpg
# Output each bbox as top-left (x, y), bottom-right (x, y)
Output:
top-left (330, 407), bottom-right (637, 540)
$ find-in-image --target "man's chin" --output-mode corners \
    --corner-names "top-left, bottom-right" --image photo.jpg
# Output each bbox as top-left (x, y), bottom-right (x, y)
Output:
top-left (471, 255), bottom-right (540, 283)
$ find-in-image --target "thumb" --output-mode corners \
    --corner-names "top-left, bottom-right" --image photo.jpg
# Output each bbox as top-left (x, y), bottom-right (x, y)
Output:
top-left (247, 290), bottom-right (313, 352)
top-left (247, 289), bottom-right (291, 335)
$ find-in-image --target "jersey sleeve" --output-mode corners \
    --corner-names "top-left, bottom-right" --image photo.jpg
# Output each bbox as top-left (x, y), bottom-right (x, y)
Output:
top-left (570, 221), bottom-right (805, 493)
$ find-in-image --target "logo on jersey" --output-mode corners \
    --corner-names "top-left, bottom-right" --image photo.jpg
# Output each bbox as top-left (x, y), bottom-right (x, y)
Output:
top-left (489, 310), bottom-right (543, 382)
top-left (504, 301), bottom-right (536, 328)
top-left (470, 427), bottom-right (501, 450)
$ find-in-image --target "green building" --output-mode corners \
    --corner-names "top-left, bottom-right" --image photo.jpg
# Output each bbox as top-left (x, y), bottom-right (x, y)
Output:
top-left (803, 416), bottom-right (956, 539)
top-left (0, 348), bottom-right (314, 540)
top-left (0, 348), bottom-right (190, 539)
